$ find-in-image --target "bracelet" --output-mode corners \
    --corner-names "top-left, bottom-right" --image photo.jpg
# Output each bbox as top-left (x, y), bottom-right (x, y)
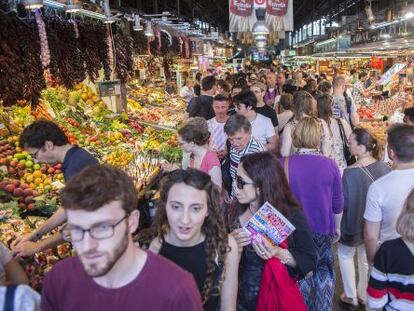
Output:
top-left (278, 249), bottom-right (295, 266)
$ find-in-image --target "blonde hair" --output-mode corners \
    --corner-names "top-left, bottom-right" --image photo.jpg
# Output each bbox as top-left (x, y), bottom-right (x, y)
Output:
top-left (251, 82), bottom-right (266, 92)
top-left (396, 189), bottom-right (414, 242)
top-left (292, 116), bottom-right (321, 149)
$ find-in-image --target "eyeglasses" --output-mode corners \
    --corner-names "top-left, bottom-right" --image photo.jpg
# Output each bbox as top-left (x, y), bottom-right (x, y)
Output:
top-left (30, 148), bottom-right (41, 159)
top-left (236, 175), bottom-right (254, 189)
top-left (60, 214), bottom-right (129, 242)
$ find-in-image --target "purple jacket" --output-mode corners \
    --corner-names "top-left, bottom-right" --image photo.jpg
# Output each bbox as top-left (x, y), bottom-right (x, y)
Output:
top-left (280, 154), bottom-right (344, 235)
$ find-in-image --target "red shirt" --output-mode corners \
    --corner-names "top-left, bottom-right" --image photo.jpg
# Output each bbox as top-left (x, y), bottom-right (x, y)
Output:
top-left (41, 251), bottom-right (203, 311)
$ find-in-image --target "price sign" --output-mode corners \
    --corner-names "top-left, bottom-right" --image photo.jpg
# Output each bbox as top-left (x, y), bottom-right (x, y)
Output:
top-left (98, 80), bottom-right (121, 97)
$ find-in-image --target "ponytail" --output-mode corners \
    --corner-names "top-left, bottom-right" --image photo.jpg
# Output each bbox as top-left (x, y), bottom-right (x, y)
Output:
top-left (371, 137), bottom-right (382, 160)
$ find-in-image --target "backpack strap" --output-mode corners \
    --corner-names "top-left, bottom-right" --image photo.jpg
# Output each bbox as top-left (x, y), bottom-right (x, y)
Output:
top-left (4, 285), bottom-right (18, 311)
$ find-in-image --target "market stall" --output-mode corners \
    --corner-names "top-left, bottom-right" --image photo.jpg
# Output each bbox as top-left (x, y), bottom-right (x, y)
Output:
top-left (0, 7), bottom-right (191, 290)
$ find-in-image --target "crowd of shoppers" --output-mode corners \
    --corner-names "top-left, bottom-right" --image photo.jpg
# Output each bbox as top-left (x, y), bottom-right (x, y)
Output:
top-left (3, 66), bottom-right (414, 311)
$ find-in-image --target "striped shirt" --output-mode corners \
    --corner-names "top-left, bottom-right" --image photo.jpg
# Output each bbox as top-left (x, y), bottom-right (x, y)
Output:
top-left (367, 238), bottom-right (414, 311)
top-left (229, 136), bottom-right (265, 199)
top-left (207, 118), bottom-right (228, 152)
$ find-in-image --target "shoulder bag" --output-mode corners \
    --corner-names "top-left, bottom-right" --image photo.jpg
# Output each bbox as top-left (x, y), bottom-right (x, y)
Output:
top-left (336, 118), bottom-right (356, 165)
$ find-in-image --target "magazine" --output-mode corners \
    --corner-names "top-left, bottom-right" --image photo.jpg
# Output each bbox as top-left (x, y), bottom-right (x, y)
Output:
top-left (244, 201), bottom-right (296, 248)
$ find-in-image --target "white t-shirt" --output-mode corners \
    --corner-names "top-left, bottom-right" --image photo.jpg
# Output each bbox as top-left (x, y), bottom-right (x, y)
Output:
top-left (251, 113), bottom-right (275, 146)
top-left (364, 168), bottom-right (414, 242)
top-left (207, 117), bottom-right (227, 152)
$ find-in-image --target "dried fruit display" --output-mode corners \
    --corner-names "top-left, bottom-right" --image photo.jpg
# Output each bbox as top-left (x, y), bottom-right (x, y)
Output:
top-left (0, 11), bottom-right (46, 107)
top-left (45, 17), bottom-right (85, 89)
top-left (114, 32), bottom-right (133, 83)
top-left (78, 21), bottom-right (103, 82)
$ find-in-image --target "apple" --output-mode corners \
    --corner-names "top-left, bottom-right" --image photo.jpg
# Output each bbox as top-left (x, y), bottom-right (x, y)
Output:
top-left (0, 181), bottom-right (8, 190)
top-left (13, 188), bottom-right (23, 197)
top-left (11, 180), bottom-right (20, 187)
top-left (8, 167), bottom-right (16, 175)
top-left (23, 188), bottom-right (33, 196)
top-left (5, 184), bottom-right (15, 193)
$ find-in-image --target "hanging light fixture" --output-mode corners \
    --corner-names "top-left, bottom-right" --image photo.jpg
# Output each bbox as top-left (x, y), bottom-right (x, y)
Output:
top-left (64, 0), bottom-right (81, 13)
top-left (145, 21), bottom-right (154, 37)
top-left (256, 40), bottom-right (267, 48)
top-left (22, 0), bottom-right (43, 9)
top-left (365, 0), bottom-right (375, 24)
top-left (252, 8), bottom-right (269, 35)
top-left (255, 34), bottom-right (267, 41)
top-left (103, 0), bottom-right (115, 24)
top-left (133, 14), bottom-right (143, 31)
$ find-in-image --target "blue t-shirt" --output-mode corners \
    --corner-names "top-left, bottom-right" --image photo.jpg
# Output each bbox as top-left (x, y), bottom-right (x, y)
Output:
top-left (62, 146), bottom-right (99, 182)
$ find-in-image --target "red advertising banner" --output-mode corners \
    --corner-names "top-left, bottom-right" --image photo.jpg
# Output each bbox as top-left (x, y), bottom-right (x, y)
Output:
top-left (230, 0), bottom-right (254, 16)
top-left (266, 0), bottom-right (288, 16)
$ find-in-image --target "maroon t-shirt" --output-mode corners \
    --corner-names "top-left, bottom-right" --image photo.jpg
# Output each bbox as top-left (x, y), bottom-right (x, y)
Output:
top-left (41, 251), bottom-right (203, 311)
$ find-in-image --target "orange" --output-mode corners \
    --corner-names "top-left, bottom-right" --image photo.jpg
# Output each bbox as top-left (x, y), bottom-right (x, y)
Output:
top-left (34, 178), bottom-right (43, 186)
top-left (26, 175), bottom-right (34, 183)
top-left (33, 170), bottom-right (42, 178)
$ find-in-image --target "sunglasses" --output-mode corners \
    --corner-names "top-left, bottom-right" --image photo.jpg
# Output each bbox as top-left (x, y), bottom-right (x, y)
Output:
top-left (236, 175), bottom-right (254, 189)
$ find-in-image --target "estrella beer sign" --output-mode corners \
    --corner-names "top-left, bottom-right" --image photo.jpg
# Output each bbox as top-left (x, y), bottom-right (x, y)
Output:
top-left (266, 0), bottom-right (288, 16)
top-left (230, 0), bottom-right (254, 16)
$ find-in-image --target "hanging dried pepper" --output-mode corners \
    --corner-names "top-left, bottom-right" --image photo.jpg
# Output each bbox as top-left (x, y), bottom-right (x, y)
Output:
top-left (45, 17), bottom-right (85, 89)
top-left (78, 21), bottom-right (103, 82)
top-left (0, 11), bottom-right (46, 107)
top-left (114, 32), bottom-right (133, 83)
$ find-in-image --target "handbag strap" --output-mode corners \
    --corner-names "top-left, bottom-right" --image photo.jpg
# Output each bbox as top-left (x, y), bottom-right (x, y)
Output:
top-left (335, 118), bottom-right (348, 148)
top-left (284, 157), bottom-right (289, 184)
top-left (4, 285), bottom-right (18, 311)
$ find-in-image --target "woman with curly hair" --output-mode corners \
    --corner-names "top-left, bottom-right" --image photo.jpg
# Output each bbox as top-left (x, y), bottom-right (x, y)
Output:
top-left (146, 169), bottom-right (239, 311)
top-left (227, 152), bottom-right (316, 310)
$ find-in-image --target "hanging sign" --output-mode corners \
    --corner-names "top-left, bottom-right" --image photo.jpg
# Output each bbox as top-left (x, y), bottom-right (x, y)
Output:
top-left (229, 0), bottom-right (254, 32)
top-left (229, 0), bottom-right (293, 33)
top-left (266, 0), bottom-right (288, 16)
top-left (230, 0), bottom-right (254, 16)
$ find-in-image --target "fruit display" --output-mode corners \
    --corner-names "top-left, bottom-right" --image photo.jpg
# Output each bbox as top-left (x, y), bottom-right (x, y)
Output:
top-left (360, 121), bottom-right (387, 145)
top-left (0, 79), bottom-right (184, 291)
top-left (129, 86), bottom-right (186, 110)
top-left (0, 218), bottom-right (72, 290)
top-left (357, 106), bottom-right (383, 120)
top-left (127, 87), bottom-right (185, 128)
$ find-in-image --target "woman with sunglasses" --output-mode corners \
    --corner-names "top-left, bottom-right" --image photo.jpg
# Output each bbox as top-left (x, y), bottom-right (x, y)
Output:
top-left (140, 169), bottom-right (239, 311)
top-left (227, 152), bottom-right (315, 311)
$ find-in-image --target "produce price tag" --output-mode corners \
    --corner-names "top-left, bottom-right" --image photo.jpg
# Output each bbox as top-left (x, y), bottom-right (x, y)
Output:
top-left (244, 201), bottom-right (295, 248)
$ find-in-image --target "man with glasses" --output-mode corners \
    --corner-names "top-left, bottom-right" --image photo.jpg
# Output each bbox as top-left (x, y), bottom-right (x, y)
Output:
top-left (223, 114), bottom-right (265, 199)
top-left (41, 165), bottom-right (202, 310)
top-left (11, 120), bottom-right (98, 258)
